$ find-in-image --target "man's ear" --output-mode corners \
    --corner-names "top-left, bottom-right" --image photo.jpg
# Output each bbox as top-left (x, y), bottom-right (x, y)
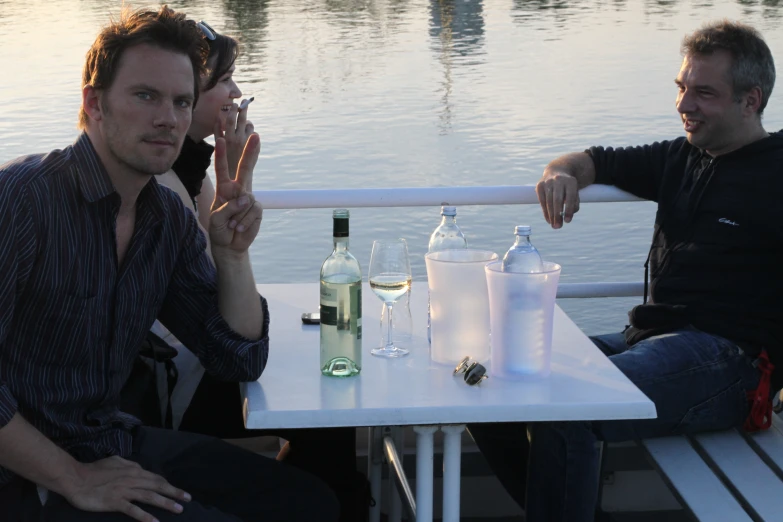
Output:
top-left (743, 85), bottom-right (764, 115)
top-left (82, 85), bottom-right (103, 123)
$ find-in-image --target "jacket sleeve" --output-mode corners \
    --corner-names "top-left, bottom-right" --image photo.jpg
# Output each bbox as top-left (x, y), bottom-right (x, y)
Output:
top-left (0, 178), bottom-right (33, 429)
top-left (158, 210), bottom-right (269, 382)
top-left (587, 139), bottom-right (681, 203)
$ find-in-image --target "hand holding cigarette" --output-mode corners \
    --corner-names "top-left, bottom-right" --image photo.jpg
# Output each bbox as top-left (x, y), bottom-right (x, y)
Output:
top-left (219, 97), bottom-right (256, 181)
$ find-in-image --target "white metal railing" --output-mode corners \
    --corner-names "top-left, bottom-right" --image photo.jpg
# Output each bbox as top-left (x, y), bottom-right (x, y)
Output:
top-left (253, 184), bottom-right (642, 209)
top-left (252, 184), bottom-right (646, 299)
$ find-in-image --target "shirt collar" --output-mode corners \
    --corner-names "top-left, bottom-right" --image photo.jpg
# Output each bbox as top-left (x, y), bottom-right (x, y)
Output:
top-left (71, 132), bottom-right (115, 203)
top-left (71, 132), bottom-right (167, 222)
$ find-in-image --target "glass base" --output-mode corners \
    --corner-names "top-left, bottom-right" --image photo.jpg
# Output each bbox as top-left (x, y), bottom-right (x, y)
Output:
top-left (321, 357), bottom-right (361, 377)
top-left (370, 346), bottom-right (409, 358)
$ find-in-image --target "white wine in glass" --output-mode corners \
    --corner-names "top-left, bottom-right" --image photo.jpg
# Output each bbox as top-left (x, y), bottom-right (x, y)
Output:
top-left (369, 239), bottom-right (412, 358)
top-left (369, 274), bottom-right (411, 302)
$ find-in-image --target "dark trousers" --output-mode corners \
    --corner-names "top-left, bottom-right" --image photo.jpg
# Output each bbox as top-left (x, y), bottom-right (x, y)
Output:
top-left (179, 373), bottom-right (367, 522)
top-left (0, 426), bottom-right (339, 521)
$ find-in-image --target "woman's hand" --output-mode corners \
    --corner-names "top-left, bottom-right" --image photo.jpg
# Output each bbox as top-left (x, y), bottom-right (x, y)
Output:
top-left (216, 100), bottom-right (255, 181)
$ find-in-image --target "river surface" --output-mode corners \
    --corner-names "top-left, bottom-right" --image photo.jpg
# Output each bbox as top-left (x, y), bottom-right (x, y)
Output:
top-left (2, 0), bottom-right (781, 334)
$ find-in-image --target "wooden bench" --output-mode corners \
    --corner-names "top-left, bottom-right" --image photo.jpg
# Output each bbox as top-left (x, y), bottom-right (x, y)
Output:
top-left (641, 413), bottom-right (783, 521)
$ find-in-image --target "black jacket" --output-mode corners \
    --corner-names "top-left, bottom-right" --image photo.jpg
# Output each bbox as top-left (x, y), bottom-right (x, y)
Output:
top-left (588, 131), bottom-right (783, 389)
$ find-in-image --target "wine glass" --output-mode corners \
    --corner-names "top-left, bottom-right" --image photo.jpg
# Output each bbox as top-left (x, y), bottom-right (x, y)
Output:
top-left (369, 239), bottom-right (412, 358)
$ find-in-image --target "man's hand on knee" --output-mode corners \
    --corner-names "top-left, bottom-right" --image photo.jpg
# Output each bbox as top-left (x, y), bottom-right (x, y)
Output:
top-left (62, 456), bottom-right (191, 522)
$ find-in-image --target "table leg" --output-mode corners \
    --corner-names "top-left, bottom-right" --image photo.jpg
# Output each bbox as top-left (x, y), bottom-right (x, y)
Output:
top-left (441, 424), bottom-right (465, 522)
top-left (413, 425), bottom-right (438, 522)
top-left (369, 426), bottom-right (383, 522)
top-left (387, 426), bottom-right (404, 522)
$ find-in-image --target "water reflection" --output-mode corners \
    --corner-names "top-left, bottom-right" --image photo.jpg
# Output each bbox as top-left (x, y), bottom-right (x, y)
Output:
top-left (511, 0), bottom-right (586, 28)
top-left (220, 0), bottom-right (271, 41)
top-left (217, 0), bottom-right (271, 80)
top-left (429, 0), bottom-right (485, 133)
top-left (429, 0), bottom-right (485, 56)
top-left (737, 0), bottom-right (783, 19)
top-left (511, 0), bottom-right (782, 26)
top-left (645, 0), bottom-right (680, 16)
top-left (322, 0), bottom-right (412, 31)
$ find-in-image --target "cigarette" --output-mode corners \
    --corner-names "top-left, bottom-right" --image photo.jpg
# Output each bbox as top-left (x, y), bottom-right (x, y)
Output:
top-left (239, 97), bottom-right (255, 110)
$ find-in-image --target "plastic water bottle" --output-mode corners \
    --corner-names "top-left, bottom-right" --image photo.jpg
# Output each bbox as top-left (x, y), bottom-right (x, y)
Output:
top-left (428, 206), bottom-right (468, 252)
top-left (501, 225), bottom-right (543, 273)
top-left (427, 206), bottom-right (468, 343)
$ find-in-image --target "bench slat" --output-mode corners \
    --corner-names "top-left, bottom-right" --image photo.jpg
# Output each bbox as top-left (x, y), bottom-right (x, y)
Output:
top-left (642, 436), bottom-right (753, 522)
top-left (745, 415), bottom-right (783, 480)
top-left (693, 429), bottom-right (783, 521)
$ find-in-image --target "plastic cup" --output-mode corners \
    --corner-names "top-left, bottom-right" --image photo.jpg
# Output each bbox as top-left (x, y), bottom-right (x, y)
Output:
top-left (485, 260), bottom-right (561, 379)
top-left (425, 249), bottom-right (498, 365)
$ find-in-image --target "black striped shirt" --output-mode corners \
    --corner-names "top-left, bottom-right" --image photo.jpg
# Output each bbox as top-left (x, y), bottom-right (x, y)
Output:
top-left (0, 133), bottom-right (269, 487)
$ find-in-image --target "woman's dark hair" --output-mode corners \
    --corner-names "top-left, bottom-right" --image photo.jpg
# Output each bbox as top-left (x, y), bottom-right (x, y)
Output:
top-left (203, 33), bottom-right (240, 91)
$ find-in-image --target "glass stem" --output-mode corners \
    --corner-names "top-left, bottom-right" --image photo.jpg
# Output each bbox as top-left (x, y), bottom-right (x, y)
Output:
top-left (385, 303), bottom-right (395, 350)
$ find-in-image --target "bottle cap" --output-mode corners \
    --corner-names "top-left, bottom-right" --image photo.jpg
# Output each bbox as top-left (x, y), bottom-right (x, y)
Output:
top-left (514, 225), bottom-right (532, 236)
top-left (441, 205), bottom-right (457, 216)
top-left (333, 209), bottom-right (349, 237)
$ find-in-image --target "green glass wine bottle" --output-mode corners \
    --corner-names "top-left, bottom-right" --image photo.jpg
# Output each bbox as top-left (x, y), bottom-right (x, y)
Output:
top-left (319, 209), bottom-right (362, 377)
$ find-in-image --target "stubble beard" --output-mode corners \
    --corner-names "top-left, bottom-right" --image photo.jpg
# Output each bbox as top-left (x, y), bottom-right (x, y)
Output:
top-left (101, 99), bottom-right (180, 177)
top-left (106, 120), bottom-right (183, 177)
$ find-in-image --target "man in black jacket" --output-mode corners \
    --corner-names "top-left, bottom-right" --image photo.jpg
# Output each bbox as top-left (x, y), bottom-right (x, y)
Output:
top-left (469, 20), bottom-right (781, 522)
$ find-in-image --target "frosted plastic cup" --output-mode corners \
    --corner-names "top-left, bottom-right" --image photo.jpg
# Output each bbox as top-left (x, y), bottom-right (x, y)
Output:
top-left (425, 249), bottom-right (498, 365)
top-left (485, 260), bottom-right (561, 379)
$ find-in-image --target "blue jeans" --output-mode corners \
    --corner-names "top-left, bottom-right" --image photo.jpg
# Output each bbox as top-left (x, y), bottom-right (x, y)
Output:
top-left (468, 328), bottom-right (762, 522)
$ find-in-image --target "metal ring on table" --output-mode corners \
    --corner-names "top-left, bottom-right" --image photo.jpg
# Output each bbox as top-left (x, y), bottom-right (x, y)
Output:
top-left (453, 356), bottom-right (488, 385)
top-left (453, 356), bottom-right (471, 376)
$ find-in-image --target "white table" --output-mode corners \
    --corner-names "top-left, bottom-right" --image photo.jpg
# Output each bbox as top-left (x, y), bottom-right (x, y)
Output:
top-left (243, 283), bottom-right (656, 522)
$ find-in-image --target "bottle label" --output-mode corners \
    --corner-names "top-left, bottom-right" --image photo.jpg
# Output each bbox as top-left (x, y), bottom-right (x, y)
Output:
top-left (320, 304), bottom-right (338, 326)
top-left (320, 285), bottom-right (338, 326)
top-left (350, 284), bottom-right (362, 339)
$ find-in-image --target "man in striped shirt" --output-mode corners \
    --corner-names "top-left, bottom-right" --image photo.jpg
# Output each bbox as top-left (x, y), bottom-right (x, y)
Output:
top-left (0, 6), bottom-right (338, 522)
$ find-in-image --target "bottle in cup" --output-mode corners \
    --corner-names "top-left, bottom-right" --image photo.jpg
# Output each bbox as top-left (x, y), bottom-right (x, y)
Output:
top-left (428, 206), bottom-right (468, 252)
top-left (496, 226), bottom-right (547, 375)
top-left (427, 205), bottom-right (468, 343)
top-left (501, 225), bottom-right (543, 273)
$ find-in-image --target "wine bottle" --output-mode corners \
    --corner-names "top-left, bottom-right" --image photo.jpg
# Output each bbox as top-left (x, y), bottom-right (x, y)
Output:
top-left (320, 209), bottom-right (362, 377)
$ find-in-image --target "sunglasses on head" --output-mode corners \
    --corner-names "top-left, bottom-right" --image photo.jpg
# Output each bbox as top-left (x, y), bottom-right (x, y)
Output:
top-left (197, 21), bottom-right (218, 41)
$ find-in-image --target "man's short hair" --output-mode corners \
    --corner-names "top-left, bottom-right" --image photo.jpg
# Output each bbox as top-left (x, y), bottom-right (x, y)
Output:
top-left (78, 5), bottom-right (209, 130)
top-left (682, 19), bottom-right (776, 116)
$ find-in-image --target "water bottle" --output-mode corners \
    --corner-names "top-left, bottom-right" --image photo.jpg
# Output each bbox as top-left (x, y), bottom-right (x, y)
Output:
top-left (428, 206), bottom-right (468, 252)
top-left (427, 205), bottom-right (468, 342)
top-left (501, 225), bottom-right (543, 273)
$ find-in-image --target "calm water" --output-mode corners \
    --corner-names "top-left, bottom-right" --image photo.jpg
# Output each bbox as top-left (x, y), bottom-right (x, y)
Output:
top-left (2, 0), bottom-right (782, 334)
